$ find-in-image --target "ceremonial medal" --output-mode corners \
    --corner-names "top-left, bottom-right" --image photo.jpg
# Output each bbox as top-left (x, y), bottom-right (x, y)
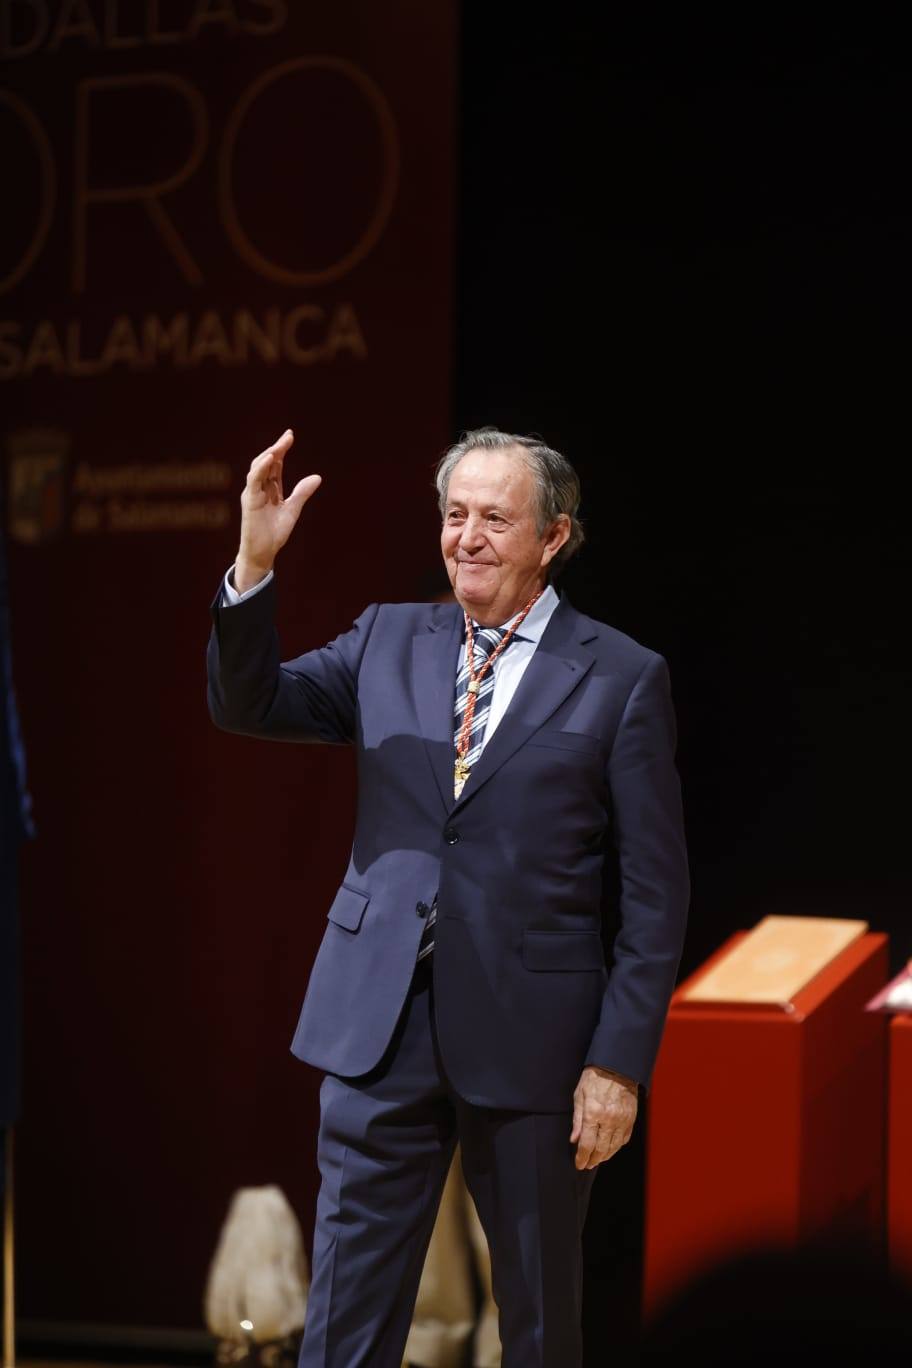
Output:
top-left (454, 756), bottom-right (471, 798)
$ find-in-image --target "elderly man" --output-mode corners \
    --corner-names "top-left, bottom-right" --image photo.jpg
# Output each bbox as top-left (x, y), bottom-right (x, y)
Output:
top-left (207, 427), bottom-right (689, 1368)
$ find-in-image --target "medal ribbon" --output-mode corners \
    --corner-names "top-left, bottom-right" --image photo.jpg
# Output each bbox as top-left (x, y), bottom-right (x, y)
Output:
top-left (454, 587), bottom-right (544, 789)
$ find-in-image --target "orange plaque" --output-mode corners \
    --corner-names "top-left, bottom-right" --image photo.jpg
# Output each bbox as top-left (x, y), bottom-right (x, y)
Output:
top-left (680, 915), bottom-right (868, 1008)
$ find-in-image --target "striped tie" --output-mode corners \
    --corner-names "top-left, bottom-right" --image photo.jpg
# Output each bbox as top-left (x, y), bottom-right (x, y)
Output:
top-left (416, 625), bottom-right (507, 963)
top-left (452, 625), bottom-right (508, 777)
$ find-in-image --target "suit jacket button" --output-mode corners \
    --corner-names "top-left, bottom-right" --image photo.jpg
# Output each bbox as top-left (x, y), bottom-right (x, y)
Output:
top-left (416, 901), bottom-right (428, 918)
top-left (443, 827), bottom-right (460, 845)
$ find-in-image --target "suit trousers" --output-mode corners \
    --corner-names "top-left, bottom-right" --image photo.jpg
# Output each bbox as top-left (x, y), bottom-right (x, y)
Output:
top-left (298, 955), bottom-right (596, 1368)
top-left (404, 1146), bottom-right (501, 1368)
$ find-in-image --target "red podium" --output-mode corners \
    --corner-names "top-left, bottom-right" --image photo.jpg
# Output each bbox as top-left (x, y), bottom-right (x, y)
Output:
top-left (644, 932), bottom-right (889, 1317)
top-left (888, 1014), bottom-right (912, 1283)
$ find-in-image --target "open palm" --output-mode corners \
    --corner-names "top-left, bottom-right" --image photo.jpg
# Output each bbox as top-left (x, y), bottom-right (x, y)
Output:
top-left (236, 429), bottom-right (321, 591)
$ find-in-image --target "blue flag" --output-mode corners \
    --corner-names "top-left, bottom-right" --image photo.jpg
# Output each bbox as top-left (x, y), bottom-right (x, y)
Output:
top-left (1, 498), bottom-right (33, 1130)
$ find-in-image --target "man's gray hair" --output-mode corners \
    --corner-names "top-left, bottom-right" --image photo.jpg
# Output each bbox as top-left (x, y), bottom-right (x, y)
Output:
top-left (434, 427), bottom-right (584, 577)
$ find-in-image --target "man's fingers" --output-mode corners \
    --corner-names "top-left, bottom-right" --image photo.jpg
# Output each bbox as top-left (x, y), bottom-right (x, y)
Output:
top-left (285, 474), bottom-right (322, 518)
top-left (575, 1121), bottom-right (599, 1170)
top-left (587, 1128), bottom-right (619, 1169)
top-left (573, 1070), bottom-right (640, 1170)
top-left (249, 430), bottom-right (294, 484)
top-left (263, 428), bottom-right (294, 461)
top-left (587, 1124), bottom-right (635, 1169)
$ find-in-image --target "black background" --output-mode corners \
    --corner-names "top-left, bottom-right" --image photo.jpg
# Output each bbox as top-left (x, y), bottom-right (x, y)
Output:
top-left (456, 7), bottom-right (910, 976)
top-left (453, 10), bottom-right (909, 1360)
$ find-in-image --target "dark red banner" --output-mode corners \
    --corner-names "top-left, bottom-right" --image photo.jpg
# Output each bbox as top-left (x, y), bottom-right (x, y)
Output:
top-left (2, 0), bottom-right (455, 1331)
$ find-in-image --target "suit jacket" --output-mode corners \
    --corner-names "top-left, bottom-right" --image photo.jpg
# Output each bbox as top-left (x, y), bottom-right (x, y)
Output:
top-left (207, 580), bottom-right (689, 1111)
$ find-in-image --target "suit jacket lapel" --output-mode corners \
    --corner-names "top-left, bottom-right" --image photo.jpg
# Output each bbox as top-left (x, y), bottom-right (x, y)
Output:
top-left (451, 596), bottom-right (596, 811)
top-left (412, 604), bottom-right (463, 810)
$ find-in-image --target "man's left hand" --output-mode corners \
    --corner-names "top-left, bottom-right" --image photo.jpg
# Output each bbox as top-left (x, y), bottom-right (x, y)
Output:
top-left (570, 1066), bottom-right (638, 1170)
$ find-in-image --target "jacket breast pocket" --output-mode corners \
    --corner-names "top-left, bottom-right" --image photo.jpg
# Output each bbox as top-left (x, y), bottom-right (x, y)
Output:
top-left (526, 729), bottom-right (601, 754)
top-left (327, 883), bottom-right (369, 933)
top-left (522, 930), bottom-right (605, 971)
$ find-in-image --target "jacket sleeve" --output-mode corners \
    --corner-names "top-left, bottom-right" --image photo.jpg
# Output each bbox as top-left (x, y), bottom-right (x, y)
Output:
top-left (206, 575), bottom-right (379, 744)
top-left (585, 652), bottom-right (689, 1089)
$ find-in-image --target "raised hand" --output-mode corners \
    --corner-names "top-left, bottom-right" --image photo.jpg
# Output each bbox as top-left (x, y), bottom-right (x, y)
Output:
top-left (234, 430), bottom-right (322, 593)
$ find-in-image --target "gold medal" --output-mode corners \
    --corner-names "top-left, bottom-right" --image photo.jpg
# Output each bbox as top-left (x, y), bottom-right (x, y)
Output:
top-left (454, 756), bottom-right (471, 798)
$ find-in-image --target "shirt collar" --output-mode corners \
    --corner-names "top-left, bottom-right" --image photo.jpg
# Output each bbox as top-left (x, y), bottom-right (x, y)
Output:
top-left (469, 583), bottom-right (560, 644)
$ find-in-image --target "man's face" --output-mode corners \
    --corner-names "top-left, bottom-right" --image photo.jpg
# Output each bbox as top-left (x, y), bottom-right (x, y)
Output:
top-left (440, 447), bottom-right (569, 626)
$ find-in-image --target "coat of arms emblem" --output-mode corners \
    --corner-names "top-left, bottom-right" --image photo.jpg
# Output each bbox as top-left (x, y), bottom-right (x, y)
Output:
top-left (6, 428), bottom-right (70, 545)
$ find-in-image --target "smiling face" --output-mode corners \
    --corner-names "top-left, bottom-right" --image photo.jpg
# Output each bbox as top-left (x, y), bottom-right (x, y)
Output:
top-left (440, 447), bottom-right (570, 626)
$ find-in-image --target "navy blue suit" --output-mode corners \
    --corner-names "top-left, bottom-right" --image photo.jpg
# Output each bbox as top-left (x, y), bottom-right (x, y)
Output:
top-left (208, 581), bottom-right (688, 1366)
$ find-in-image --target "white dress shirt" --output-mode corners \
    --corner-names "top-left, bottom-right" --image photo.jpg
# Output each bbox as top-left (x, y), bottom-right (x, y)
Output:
top-left (221, 569), bottom-right (559, 755)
